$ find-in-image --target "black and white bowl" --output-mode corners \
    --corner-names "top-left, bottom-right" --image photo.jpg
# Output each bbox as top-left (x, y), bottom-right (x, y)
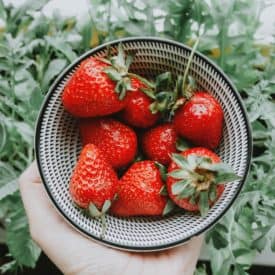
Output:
top-left (35, 37), bottom-right (252, 252)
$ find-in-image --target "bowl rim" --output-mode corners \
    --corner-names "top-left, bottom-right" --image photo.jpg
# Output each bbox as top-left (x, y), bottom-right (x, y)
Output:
top-left (35, 36), bottom-right (252, 252)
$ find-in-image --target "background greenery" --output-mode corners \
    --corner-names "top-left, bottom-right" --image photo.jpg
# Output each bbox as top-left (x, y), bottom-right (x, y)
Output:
top-left (0, 0), bottom-right (274, 274)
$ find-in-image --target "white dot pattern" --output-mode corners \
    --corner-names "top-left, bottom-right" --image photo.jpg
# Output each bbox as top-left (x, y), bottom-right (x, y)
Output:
top-left (36, 38), bottom-right (251, 251)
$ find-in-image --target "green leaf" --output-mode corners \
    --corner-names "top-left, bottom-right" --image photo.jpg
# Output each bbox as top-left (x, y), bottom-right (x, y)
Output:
top-left (6, 205), bottom-right (41, 268)
top-left (0, 0), bottom-right (6, 20)
top-left (234, 249), bottom-right (256, 266)
top-left (12, 121), bottom-right (34, 145)
top-left (198, 191), bottom-right (209, 217)
top-left (0, 120), bottom-right (7, 153)
top-left (252, 235), bottom-right (267, 252)
top-left (46, 36), bottom-right (77, 62)
top-left (0, 162), bottom-right (17, 187)
top-left (88, 203), bottom-right (102, 217)
top-left (162, 199), bottom-right (175, 216)
top-left (212, 230), bottom-right (229, 249)
top-left (194, 264), bottom-right (208, 275)
top-left (0, 260), bottom-right (18, 274)
top-left (42, 58), bottom-right (67, 90)
top-left (215, 223), bottom-right (229, 234)
top-left (20, 0), bottom-right (49, 11)
top-left (29, 87), bottom-right (44, 111)
top-left (0, 179), bottom-right (18, 201)
top-left (14, 70), bottom-right (38, 101)
top-left (271, 232), bottom-right (275, 252)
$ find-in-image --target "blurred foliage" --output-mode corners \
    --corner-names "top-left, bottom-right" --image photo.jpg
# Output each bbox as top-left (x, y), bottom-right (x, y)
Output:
top-left (0, 0), bottom-right (275, 274)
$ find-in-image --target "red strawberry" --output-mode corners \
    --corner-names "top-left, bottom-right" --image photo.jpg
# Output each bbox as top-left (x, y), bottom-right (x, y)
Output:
top-left (173, 92), bottom-right (224, 149)
top-left (62, 44), bottom-right (148, 117)
top-left (62, 57), bottom-right (127, 117)
top-left (142, 123), bottom-right (177, 165)
top-left (79, 118), bottom-right (137, 169)
top-left (69, 144), bottom-right (118, 210)
top-left (121, 80), bottom-right (160, 128)
top-left (111, 161), bottom-right (168, 216)
top-left (167, 147), bottom-right (239, 216)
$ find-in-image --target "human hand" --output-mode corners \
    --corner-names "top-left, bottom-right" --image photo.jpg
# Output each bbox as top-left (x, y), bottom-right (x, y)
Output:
top-left (19, 161), bottom-right (203, 275)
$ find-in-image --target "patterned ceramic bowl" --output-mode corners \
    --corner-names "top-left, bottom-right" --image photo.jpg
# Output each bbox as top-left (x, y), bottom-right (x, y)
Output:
top-left (35, 37), bottom-right (252, 252)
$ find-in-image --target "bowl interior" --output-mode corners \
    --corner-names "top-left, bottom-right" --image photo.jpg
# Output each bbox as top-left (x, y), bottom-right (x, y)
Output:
top-left (36, 38), bottom-right (251, 251)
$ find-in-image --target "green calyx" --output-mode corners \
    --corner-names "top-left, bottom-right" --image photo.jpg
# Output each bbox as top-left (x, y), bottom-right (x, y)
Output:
top-left (149, 38), bottom-right (200, 117)
top-left (87, 198), bottom-right (114, 238)
top-left (162, 199), bottom-right (176, 216)
top-left (149, 72), bottom-right (176, 115)
top-left (169, 153), bottom-right (240, 217)
top-left (99, 43), bottom-right (154, 100)
top-left (99, 39), bottom-right (199, 115)
top-left (155, 161), bottom-right (168, 182)
top-left (154, 161), bottom-right (176, 216)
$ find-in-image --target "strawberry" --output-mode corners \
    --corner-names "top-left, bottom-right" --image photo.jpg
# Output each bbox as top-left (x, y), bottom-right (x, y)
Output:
top-left (173, 92), bottom-right (224, 149)
top-left (62, 44), bottom-right (148, 117)
top-left (121, 87), bottom-right (160, 128)
top-left (142, 123), bottom-right (177, 165)
top-left (111, 161), bottom-right (168, 217)
top-left (79, 118), bottom-right (137, 169)
top-left (167, 147), bottom-right (239, 216)
top-left (62, 57), bottom-right (126, 117)
top-left (69, 144), bottom-right (118, 211)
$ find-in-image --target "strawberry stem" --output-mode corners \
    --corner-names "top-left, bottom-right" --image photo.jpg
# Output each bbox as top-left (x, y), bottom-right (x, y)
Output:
top-left (181, 37), bottom-right (200, 98)
top-left (100, 215), bottom-right (107, 239)
top-left (87, 199), bottom-right (113, 239)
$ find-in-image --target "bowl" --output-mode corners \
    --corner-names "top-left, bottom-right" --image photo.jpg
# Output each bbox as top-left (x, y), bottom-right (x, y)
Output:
top-left (35, 37), bottom-right (252, 252)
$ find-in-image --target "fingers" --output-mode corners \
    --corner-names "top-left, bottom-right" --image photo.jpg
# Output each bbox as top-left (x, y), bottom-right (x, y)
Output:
top-left (19, 162), bottom-right (64, 238)
top-left (174, 235), bottom-right (204, 275)
top-left (18, 162), bottom-right (203, 275)
top-left (19, 161), bottom-right (59, 230)
top-left (18, 161), bottom-right (125, 275)
top-left (19, 161), bottom-right (41, 184)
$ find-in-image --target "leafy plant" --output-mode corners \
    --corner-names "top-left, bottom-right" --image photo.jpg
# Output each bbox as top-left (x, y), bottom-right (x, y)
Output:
top-left (0, 0), bottom-right (274, 274)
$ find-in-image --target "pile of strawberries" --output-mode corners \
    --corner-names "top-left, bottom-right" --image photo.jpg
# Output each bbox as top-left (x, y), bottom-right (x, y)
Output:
top-left (62, 44), bottom-right (239, 227)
